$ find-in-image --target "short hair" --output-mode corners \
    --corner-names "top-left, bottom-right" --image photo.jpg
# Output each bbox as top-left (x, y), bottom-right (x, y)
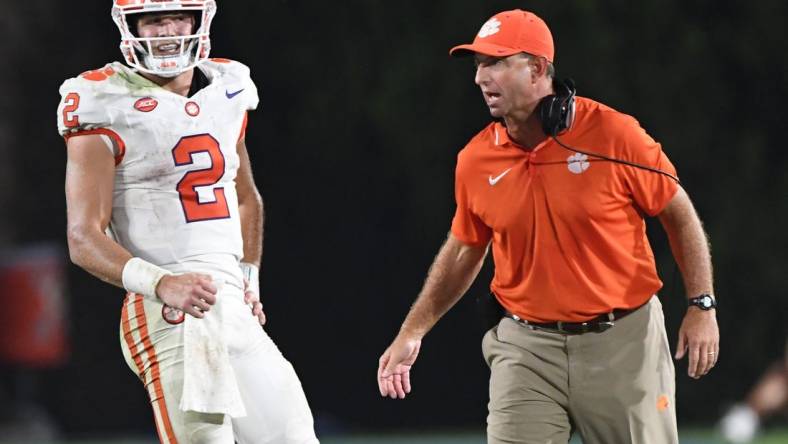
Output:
top-left (521, 53), bottom-right (555, 79)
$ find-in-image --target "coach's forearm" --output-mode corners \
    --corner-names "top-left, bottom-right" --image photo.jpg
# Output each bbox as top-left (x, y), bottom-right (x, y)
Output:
top-left (399, 233), bottom-right (489, 339)
top-left (658, 187), bottom-right (714, 297)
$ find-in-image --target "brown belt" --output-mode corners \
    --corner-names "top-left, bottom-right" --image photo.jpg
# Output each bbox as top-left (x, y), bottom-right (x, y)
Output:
top-left (504, 305), bottom-right (642, 335)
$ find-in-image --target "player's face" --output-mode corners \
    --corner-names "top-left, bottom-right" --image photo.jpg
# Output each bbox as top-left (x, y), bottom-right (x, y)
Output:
top-left (473, 53), bottom-right (537, 119)
top-left (135, 12), bottom-right (196, 57)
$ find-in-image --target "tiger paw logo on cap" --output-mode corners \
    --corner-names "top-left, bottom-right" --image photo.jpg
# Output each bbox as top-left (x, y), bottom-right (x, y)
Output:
top-left (449, 10), bottom-right (555, 63)
top-left (478, 18), bottom-right (502, 38)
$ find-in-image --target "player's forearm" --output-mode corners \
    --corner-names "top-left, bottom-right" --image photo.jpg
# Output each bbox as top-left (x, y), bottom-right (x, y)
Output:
top-left (399, 234), bottom-right (489, 339)
top-left (67, 224), bottom-right (132, 288)
top-left (238, 189), bottom-right (263, 267)
top-left (659, 189), bottom-right (714, 297)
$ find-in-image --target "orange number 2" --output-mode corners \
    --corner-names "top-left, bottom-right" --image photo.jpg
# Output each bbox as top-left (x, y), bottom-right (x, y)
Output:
top-left (172, 134), bottom-right (231, 223)
top-left (62, 93), bottom-right (81, 128)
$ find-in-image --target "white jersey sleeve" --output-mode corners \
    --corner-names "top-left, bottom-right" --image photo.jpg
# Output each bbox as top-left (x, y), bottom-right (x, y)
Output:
top-left (208, 58), bottom-right (260, 112)
top-left (57, 65), bottom-right (126, 160)
top-left (203, 59), bottom-right (260, 142)
top-left (57, 65), bottom-right (116, 135)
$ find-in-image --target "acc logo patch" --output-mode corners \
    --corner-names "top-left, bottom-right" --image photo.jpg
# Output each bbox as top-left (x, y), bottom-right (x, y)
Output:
top-left (134, 97), bottom-right (158, 112)
top-left (185, 101), bottom-right (201, 117)
top-left (162, 305), bottom-right (185, 325)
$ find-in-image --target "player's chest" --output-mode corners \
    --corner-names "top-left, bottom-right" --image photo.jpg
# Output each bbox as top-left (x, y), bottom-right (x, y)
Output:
top-left (112, 90), bottom-right (244, 182)
top-left (118, 87), bottom-right (242, 140)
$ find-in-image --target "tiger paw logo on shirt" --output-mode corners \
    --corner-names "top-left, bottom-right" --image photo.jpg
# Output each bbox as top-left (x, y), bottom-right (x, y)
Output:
top-left (478, 18), bottom-right (501, 38)
top-left (567, 153), bottom-right (590, 174)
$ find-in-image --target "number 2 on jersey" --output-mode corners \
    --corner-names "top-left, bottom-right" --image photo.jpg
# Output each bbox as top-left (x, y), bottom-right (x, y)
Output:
top-left (62, 92), bottom-right (81, 128)
top-left (172, 134), bottom-right (231, 223)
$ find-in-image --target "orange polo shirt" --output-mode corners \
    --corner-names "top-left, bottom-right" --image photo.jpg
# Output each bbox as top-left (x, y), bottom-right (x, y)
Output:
top-left (451, 97), bottom-right (678, 322)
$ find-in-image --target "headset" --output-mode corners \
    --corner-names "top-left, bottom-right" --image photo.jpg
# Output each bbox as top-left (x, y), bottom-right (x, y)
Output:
top-left (536, 78), bottom-right (680, 184)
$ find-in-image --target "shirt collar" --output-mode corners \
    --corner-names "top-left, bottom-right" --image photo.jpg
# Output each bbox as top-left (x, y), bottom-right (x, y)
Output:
top-left (492, 121), bottom-right (550, 152)
top-left (493, 121), bottom-right (509, 147)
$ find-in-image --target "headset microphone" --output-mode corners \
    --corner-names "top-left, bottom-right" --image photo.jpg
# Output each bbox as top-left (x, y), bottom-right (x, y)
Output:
top-left (537, 79), bottom-right (680, 184)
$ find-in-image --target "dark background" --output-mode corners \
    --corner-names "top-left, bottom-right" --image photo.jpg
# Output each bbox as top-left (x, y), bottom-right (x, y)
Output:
top-left (1, 0), bottom-right (786, 439)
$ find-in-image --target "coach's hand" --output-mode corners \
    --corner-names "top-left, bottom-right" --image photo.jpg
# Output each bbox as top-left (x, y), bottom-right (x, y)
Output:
top-left (156, 273), bottom-right (217, 319)
top-left (675, 307), bottom-right (719, 379)
top-left (378, 333), bottom-right (421, 399)
top-left (243, 278), bottom-right (266, 326)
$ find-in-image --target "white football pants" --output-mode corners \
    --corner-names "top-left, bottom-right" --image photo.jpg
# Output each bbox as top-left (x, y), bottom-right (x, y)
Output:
top-left (119, 287), bottom-right (319, 444)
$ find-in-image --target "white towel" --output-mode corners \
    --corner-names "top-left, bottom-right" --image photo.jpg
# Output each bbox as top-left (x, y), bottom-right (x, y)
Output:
top-left (179, 280), bottom-right (247, 417)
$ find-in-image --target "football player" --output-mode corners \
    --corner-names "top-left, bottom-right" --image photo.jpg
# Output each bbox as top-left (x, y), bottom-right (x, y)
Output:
top-left (58, 1), bottom-right (319, 442)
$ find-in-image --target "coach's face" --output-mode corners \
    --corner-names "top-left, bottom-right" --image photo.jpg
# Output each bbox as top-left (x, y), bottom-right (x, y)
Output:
top-left (474, 53), bottom-right (538, 119)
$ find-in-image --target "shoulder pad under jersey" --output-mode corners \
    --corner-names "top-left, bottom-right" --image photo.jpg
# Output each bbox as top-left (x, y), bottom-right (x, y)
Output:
top-left (201, 58), bottom-right (260, 111)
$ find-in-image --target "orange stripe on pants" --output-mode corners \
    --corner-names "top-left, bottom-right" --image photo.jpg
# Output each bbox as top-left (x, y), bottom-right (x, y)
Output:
top-left (121, 295), bottom-right (145, 380)
top-left (122, 294), bottom-right (178, 444)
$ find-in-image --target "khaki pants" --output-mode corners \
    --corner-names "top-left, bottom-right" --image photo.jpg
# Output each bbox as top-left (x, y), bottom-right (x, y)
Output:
top-left (482, 296), bottom-right (677, 444)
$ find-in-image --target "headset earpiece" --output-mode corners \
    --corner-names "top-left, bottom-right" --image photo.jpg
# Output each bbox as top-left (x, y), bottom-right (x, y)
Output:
top-left (537, 78), bottom-right (576, 137)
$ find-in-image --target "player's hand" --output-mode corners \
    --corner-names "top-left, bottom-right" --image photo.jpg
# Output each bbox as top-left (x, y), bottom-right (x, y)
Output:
top-left (675, 307), bottom-right (719, 379)
top-left (155, 273), bottom-right (217, 319)
top-left (243, 278), bottom-right (266, 326)
top-left (377, 333), bottom-right (421, 399)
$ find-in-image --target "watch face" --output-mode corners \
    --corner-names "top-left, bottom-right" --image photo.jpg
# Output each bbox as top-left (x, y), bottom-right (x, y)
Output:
top-left (692, 295), bottom-right (715, 310)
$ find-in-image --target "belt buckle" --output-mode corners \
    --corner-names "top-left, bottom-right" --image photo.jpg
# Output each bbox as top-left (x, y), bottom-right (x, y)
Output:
top-left (557, 320), bottom-right (615, 334)
top-left (597, 321), bottom-right (615, 332)
top-left (557, 321), bottom-right (589, 334)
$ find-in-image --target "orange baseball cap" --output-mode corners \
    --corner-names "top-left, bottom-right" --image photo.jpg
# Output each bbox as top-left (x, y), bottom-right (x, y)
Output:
top-left (449, 9), bottom-right (555, 62)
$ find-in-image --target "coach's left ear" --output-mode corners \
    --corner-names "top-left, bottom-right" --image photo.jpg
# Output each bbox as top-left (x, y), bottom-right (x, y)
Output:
top-left (528, 55), bottom-right (551, 81)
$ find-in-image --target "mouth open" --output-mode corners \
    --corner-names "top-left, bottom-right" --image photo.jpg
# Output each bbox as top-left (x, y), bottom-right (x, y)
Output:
top-left (154, 42), bottom-right (182, 55)
top-left (484, 91), bottom-right (502, 105)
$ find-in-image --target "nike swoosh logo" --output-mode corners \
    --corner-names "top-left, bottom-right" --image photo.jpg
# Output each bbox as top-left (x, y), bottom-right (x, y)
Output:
top-left (488, 168), bottom-right (512, 186)
top-left (225, 88), bottom-right (245, 99)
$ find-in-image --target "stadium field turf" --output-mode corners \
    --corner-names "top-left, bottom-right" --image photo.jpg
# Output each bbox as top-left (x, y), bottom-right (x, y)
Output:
top-left (4, 428), bottom-right (786, 444)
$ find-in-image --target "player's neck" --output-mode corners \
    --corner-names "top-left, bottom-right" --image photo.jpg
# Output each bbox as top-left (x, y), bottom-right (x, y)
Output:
top-left (140, 69), bottom-right (195, 97)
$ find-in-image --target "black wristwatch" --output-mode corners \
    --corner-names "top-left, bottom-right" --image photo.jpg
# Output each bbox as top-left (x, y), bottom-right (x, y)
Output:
top-left (688, 294), bottom-right (716, 310)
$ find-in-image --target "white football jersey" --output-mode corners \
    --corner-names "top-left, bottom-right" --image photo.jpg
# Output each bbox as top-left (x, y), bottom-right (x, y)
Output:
top-left (57, 60), bottom-right (259, 287)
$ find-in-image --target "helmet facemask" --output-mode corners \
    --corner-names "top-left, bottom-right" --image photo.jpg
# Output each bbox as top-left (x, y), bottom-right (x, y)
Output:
top-left (111, 1), bottom-right (217, 78)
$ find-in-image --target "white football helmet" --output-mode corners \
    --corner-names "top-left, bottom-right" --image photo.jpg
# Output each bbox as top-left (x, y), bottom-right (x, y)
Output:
top-left (111, 0), bottom-right (217, 77)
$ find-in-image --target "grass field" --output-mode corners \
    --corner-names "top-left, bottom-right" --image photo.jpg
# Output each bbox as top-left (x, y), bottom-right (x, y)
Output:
top-left (3, 428), bottom-right (787, 444)
top-left (316, 429), bottom-right (788, 444)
